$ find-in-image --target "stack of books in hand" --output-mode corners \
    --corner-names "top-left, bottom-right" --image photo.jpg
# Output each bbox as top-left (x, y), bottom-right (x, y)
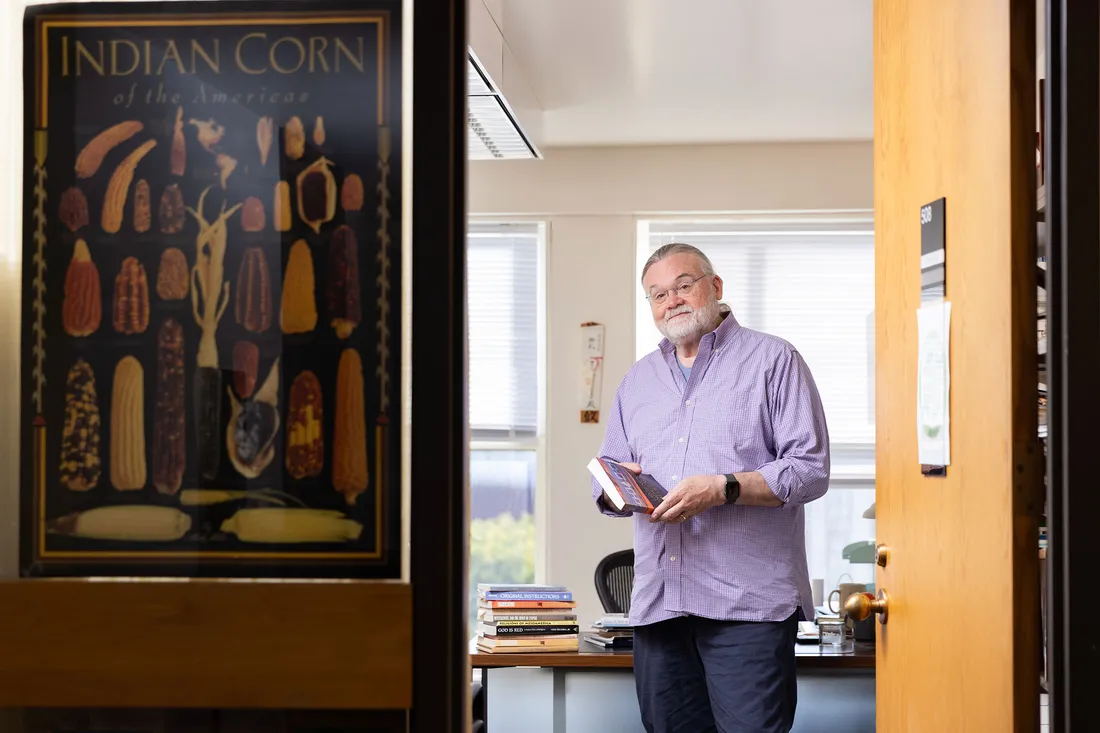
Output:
top-left (583, 612), bottom-right (634, 649)
top-left (475, 584), bottom-right (579, 654)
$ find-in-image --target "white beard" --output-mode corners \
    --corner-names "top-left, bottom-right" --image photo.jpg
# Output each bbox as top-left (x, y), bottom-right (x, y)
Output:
top-left (657, 295), bottom-right (722, 346)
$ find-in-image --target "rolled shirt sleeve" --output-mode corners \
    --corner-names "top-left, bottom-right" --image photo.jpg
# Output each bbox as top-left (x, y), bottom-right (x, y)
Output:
top-left (755, 348), bottom-right (831, 506)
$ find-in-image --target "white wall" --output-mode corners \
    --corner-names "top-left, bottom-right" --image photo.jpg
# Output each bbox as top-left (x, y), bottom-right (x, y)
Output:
top-left (469, 141), bottom-right (873, 627)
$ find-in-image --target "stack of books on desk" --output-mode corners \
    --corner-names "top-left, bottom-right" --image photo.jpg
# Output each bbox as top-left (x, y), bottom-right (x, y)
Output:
top-left (475, 584), bottom-right (579, 654)
top-left (584, 612), bottom-right (634, 649)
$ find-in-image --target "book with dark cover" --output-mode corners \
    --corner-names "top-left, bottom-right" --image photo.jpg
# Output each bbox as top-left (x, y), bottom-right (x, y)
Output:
top-left (587, 457), bottom-right (668, 514)
top-left (477, 622), bottom-right (580, 636)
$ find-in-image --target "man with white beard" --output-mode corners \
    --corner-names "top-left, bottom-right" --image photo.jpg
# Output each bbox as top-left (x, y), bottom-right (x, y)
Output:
top-left (592, 242), bottom-right (831, 733)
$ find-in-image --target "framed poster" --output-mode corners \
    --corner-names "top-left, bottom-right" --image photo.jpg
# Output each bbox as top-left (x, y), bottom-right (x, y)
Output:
top-left (20, 1), bottom-right (403, 578)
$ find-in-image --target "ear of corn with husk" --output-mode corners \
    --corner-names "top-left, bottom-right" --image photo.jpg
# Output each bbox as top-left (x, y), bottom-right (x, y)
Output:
top-left (220, 508), bottom-right (362, 543)
top-left (48, 505), bottom-right (191, 542)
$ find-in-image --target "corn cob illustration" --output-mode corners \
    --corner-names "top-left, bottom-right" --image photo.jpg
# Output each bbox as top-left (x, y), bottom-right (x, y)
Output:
top-left (156, 247), bottom-right (189, 300)
top-left (59, 186), bottom-right (89, 232)
top-left (281, 239), bottom-right (317, 334)
top-left (133, 179), bottom-right (151, 233)
top-left (274, 181), bottom-right (292, 231)
top-left (257, 116), bottom-right (274, 166)
top-left (327, 225), bottom-right (361, 339)
top-left (285, 115), bottom-right (305, 160)
top-left (101, 138), bottom-right (157, 233)
top-left (171, 106), bottom-right (186, 176)
top-left (297, 157), bottom-right (336, 234)
top-left (49, 505), bottom-right (190, 542)
top-left (110, 355), bottom-right (146, 491)
top-left (62, 239), bottom-right (101, 337)
top-left (286, 370), bottom-right (323, 479)
top-left (153, 319), bottom-right (186, 495)
top-left (112, 256), bottom-right (149, 334)
top-left (75, 120), bottom-right (143, 179)
top-left (235, 246), bottom-right (272, 333)
top-left (220, 508), bottom-right (362, 543)
top-left (59, 358), bottom-right (101, 491)
top-left (341, 174), bottom-right (364, 212)
top-left (333, 349), bottom-right (368, 504)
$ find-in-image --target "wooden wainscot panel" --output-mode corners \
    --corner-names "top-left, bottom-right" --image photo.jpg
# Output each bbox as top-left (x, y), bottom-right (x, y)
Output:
top-left (0, 579), bottom-right (412, 709)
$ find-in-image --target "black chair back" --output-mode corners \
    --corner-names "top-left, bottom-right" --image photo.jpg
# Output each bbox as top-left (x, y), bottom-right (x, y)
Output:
top-left (594, 549), bottom-right (635, 614)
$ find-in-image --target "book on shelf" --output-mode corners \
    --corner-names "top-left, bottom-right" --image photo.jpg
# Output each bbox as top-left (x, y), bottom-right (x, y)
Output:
top-left (592, 612), bottom-right (633, 630)
top-left (477, 608), bottom-right (577, 623)
top-left (587, 456), bottom-right (667, 514)
top-left (583, 630), bottom-right (634, 649)
top-left (479, 599), bottom-right (576, 609)
top-left (477, 588), bottom-right (573, 602)
top-left (477, 636), bottom-right (580, 653)
top-left (476, 583), bottom-right (569, 593)
top-left (477, 621), bottom-right (580, 636)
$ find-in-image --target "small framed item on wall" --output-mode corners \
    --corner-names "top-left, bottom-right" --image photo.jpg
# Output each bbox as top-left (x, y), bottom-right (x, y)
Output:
top-left (580, 321), bottom-right (604, 423)
top-left (20, 1), bottom-right (403, 578)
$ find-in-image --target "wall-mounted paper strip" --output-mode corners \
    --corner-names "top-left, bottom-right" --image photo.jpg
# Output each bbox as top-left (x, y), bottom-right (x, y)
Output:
top-left (917, 300), bottom-right (951, 471)
top-left (580, 322), bottom-right (605, 423)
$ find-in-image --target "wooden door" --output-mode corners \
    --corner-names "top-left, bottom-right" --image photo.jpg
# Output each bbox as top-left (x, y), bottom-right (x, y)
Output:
top-left (873, 0), bottom-right (1042, 730)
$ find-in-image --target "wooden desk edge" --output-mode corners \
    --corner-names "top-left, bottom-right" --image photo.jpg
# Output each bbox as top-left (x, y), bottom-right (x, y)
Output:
top-left (471, 643), bottom-right (876, 670)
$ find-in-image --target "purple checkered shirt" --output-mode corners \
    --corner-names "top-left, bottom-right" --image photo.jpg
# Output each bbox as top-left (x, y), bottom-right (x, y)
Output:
top-left (593, 307), bottom-right (830, 626)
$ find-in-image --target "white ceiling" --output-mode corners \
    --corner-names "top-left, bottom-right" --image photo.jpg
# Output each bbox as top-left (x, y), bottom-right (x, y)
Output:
top-left (498, 0), bottom-right (873, 147)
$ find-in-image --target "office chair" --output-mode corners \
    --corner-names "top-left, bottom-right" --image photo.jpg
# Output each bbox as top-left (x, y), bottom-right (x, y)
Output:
top-left (594, 549), bottom-right (634, 614)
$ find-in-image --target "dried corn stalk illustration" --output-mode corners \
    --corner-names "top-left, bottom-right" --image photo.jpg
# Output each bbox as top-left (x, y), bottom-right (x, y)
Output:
top-left (31, 131), bottom-right (48, 413)
top-left (375, 127), bottom-right (393, 493)
top-left (188, 186), bottom-right (242, 479)
top-left (376, 128), bottom-right (392, 415)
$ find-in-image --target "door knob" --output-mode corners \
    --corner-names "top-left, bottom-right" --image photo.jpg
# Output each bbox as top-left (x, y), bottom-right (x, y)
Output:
top-left (875, 544), bottom-right (890, 567)
top-left (845, 589), bottom-right (889, 624)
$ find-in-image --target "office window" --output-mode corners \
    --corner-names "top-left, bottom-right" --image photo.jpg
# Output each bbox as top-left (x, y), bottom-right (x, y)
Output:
top-left (636, 218), bottom-right (876, 596)
top-left (467, 222), bottom-right (544, 632)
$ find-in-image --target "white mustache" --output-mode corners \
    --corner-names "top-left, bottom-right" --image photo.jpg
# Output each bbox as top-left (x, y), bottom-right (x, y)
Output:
top-left (665, 305), bottom-right (693, 322)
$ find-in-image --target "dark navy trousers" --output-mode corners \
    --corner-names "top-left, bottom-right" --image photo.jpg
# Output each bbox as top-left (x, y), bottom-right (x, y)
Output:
top-left (633, 613), bottom-right (799, 733)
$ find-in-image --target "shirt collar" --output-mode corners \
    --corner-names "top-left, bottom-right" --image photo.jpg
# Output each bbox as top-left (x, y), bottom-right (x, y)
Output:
top-left (658, 304), bottom-right (740, 354)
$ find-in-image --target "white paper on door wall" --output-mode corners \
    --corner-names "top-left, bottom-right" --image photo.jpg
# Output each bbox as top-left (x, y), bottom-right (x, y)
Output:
top-left (580, 322), bottom-right (605, 423)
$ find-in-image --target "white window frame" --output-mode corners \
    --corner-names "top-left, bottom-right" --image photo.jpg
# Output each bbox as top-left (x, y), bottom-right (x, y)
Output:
top-left (466, 218), bottom-right (549, 583)
top-left (634, 214), bottom-right (876, 490)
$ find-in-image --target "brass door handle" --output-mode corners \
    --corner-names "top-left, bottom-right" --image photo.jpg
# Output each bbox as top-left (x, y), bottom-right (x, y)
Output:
top-left (845, 589), bottom-right (890, 624)
top-left (875, 543), bottom-right (890, 567)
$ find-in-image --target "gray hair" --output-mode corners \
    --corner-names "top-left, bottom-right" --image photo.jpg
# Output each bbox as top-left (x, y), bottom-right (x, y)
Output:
top-left (641, 242), bottom-right (715, 285)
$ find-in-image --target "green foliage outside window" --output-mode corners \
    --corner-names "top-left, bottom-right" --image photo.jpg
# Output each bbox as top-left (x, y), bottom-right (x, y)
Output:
top-left (467, 511), bottom-right (535, 634)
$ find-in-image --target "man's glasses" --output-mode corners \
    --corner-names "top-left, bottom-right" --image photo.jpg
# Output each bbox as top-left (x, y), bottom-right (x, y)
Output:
top-left (646, 274), bottom-right (708, 306)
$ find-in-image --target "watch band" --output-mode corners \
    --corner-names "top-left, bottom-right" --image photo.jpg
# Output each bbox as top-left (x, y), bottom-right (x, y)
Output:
top-left (723, 473), bottom-right (740, 504)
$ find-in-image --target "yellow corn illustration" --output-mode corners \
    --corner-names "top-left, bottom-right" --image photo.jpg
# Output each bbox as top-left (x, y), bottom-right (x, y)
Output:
top-left (51, 505), bottom-right (191, 542)
top-left (220, 508), bottom-right (362, 543)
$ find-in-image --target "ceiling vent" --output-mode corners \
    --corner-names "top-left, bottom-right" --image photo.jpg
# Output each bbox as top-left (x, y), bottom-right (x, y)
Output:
top-left (468, 54), bottom-right (539, 160)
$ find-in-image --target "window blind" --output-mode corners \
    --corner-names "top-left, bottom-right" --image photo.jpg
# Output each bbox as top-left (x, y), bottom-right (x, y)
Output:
top-left (636, 219), bottom-right (875, 475)
top-left (467, 223), bottom-right (541, 440)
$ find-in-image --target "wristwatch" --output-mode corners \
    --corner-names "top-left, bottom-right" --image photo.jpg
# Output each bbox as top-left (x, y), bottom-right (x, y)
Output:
top-left (723, 473), bottom-right (741, 504)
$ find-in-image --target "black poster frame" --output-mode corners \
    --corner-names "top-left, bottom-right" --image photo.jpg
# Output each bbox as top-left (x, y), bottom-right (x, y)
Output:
top-left (19, 0), bottom-right (406, 579)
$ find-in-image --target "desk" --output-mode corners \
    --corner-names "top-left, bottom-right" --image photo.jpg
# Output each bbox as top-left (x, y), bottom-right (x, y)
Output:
top-left (471, 640), bottom-right (875, 733)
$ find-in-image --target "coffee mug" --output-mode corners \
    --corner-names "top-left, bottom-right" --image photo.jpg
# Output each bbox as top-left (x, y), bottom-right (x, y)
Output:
top-left (827, 582), bottom-right (868, 616)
